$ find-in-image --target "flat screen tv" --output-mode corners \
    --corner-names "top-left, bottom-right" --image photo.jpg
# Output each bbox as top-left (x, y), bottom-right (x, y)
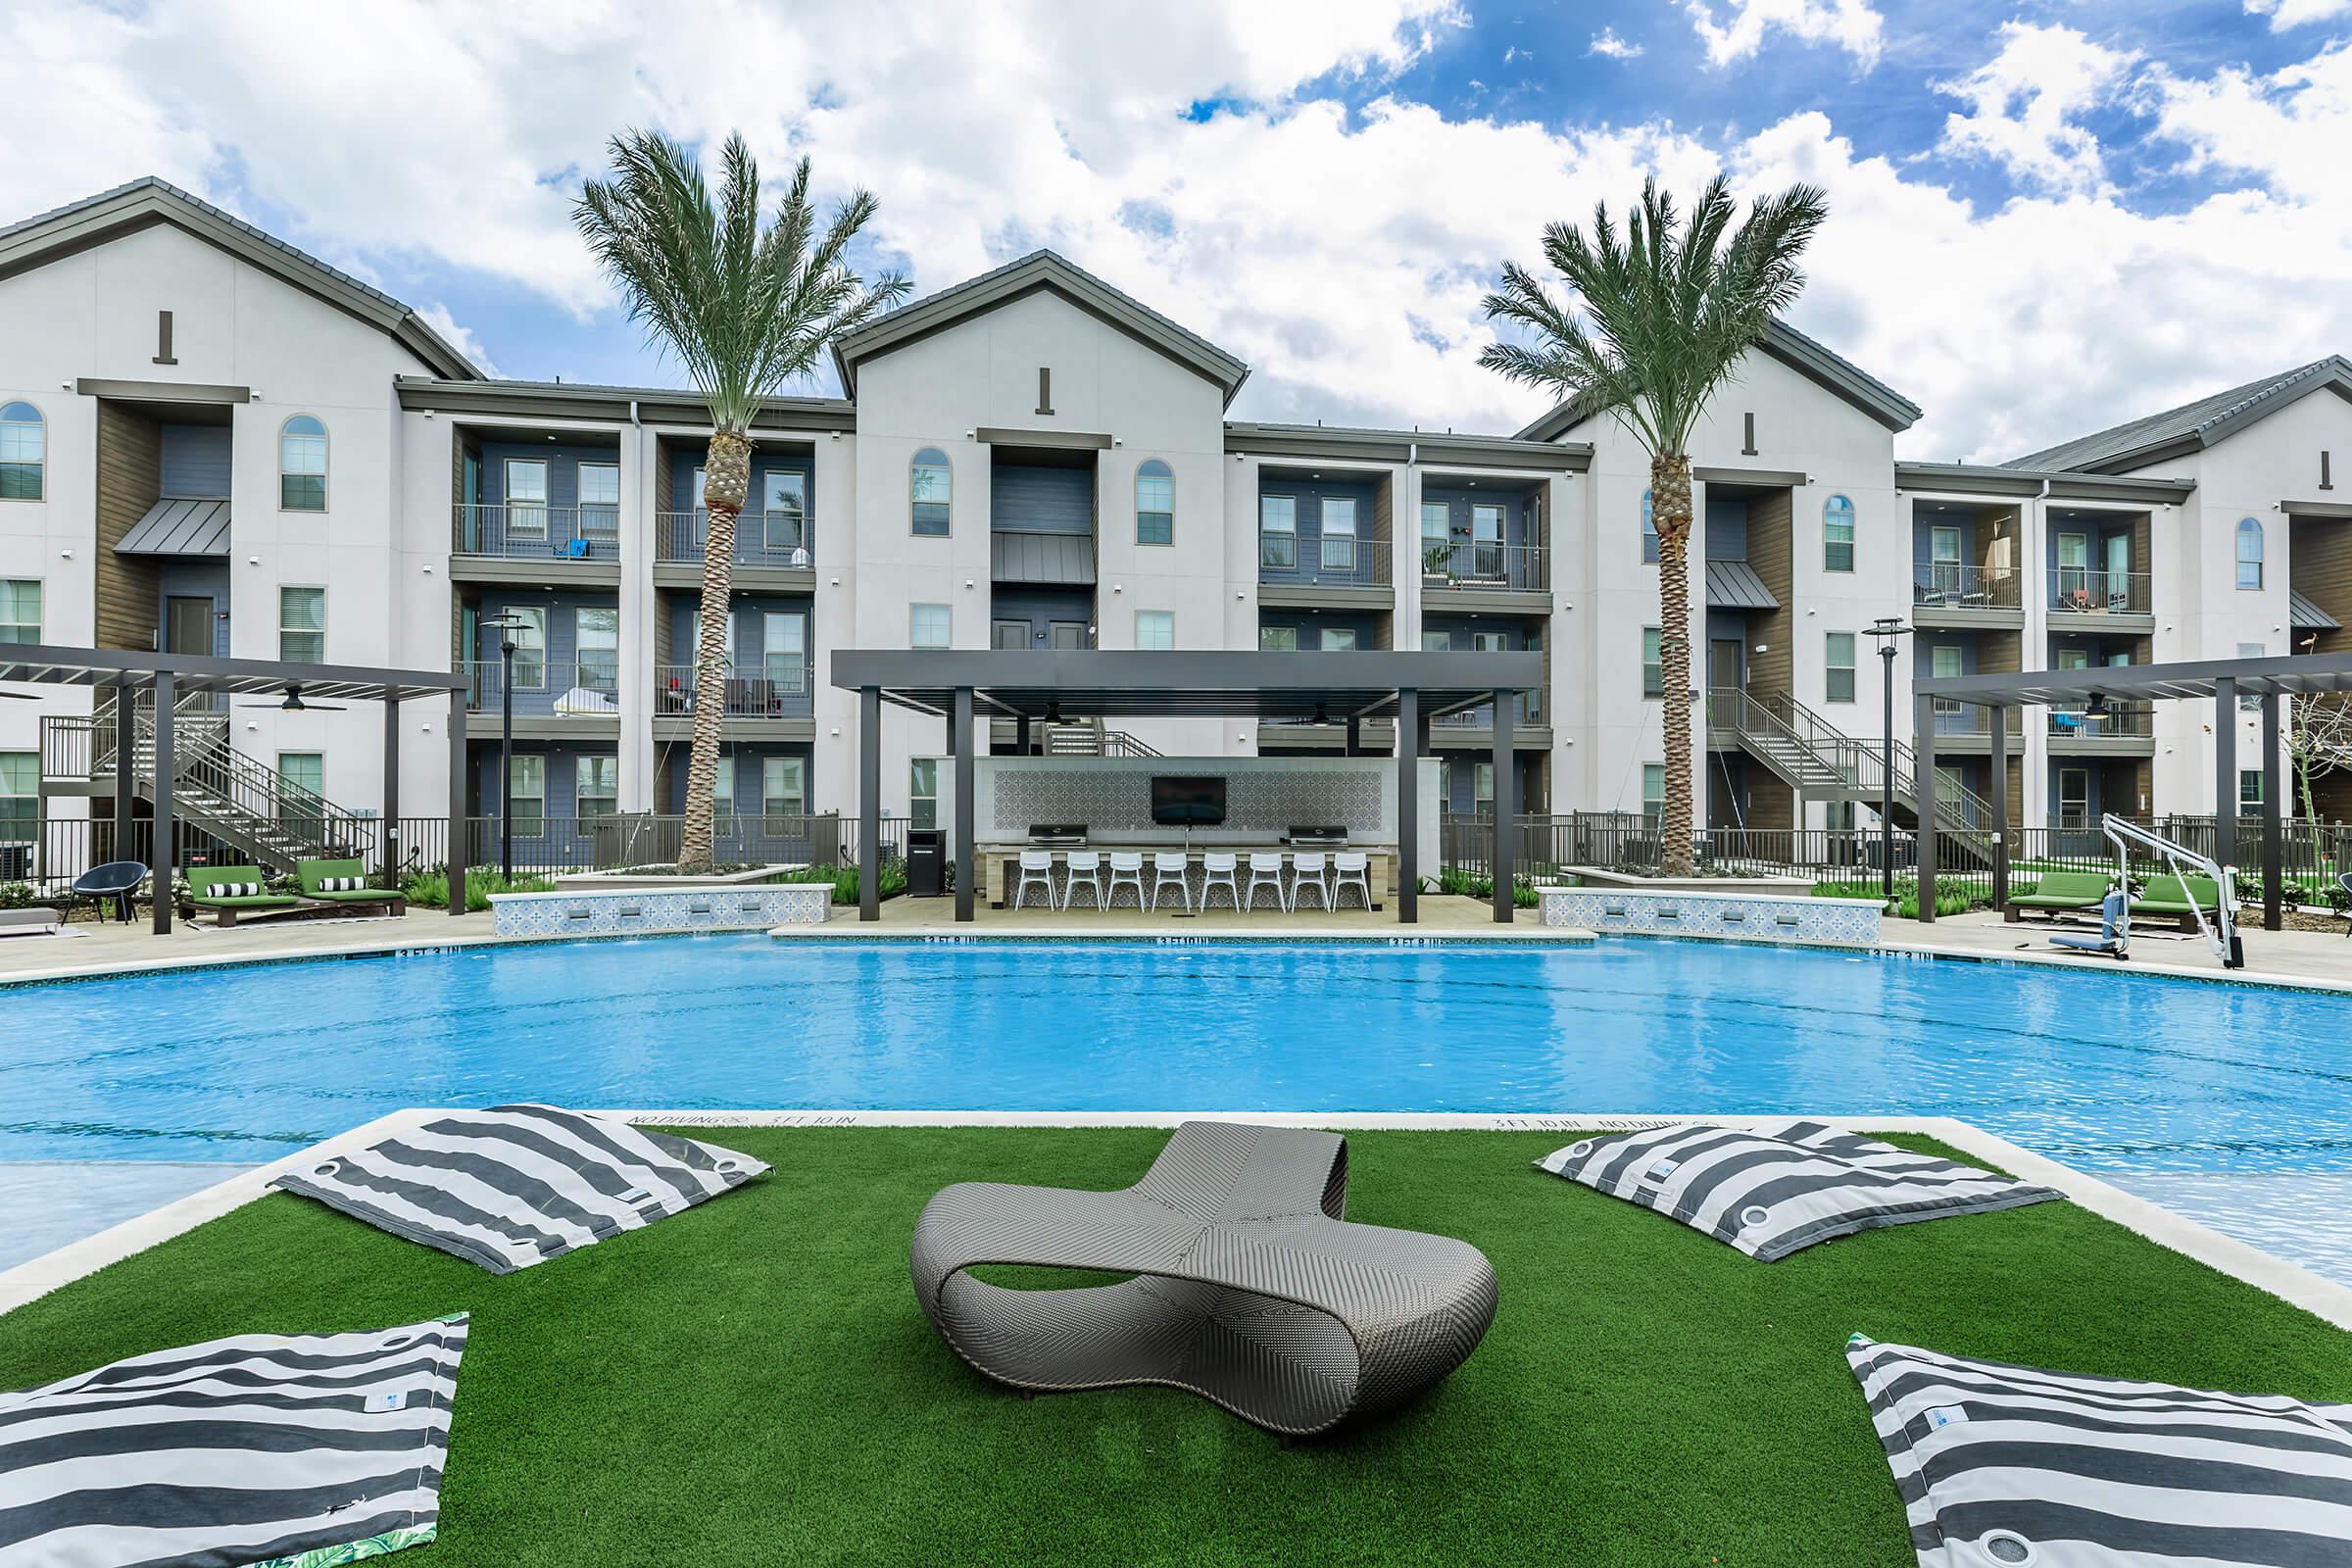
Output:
top-left (1151, 774), bottom-right (1227, 826)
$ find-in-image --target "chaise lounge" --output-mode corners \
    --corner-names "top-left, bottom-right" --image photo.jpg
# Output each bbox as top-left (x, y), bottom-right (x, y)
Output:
top-left (184, 865), bottom-right (301, 927)
top-left (297, 858), bottom-right (406, 918)
top-left (909, 1120), bottom-right (1497, 1438)
top-left (2131, 871), bottom-right (2223, 933)
top-left (2002, 868), bottom-right (2109, 923)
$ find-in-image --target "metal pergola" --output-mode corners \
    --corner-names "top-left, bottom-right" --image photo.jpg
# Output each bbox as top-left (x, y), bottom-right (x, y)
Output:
top-left (829, 648), bottom-right (1547, 924)
top-left (1912, 651), bottom-right (2352, 930)
top-left (0, 645), bottom-right (470, 931)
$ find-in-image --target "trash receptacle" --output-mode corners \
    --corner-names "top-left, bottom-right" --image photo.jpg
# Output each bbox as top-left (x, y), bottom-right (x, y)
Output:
top-left (906, 829), bottom-right (946, 897)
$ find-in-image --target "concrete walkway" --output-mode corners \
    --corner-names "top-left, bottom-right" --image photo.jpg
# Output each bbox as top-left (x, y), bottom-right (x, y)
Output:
top-left (1883, 908), bottom-right (2352, 991)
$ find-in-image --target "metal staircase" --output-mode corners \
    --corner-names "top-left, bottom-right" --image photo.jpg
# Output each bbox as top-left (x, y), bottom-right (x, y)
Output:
top-left (1710, 689), bottom-right (1997, 863)
top-left (66, 694), bottom-right (376, 873)
top-left (1043, 721), bottom-right (1161, 759)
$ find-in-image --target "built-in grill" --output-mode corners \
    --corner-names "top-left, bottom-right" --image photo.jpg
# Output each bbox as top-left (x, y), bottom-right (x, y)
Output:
top-left (1282, 825), bottom-right (1349, 847)
top-left (1025, 824), bottom-right (1090, 848)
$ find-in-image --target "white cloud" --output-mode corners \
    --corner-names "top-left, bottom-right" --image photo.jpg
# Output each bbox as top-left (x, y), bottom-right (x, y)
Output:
top-left (417, 304), bottom-right (500, 378)
top-left (2244, 0), bottom-right (2352, 29)
top-left (1682, 0), bottom-right (1884, 70)
top-left (1588, 27), bottom-right (1643, 60)
top-left (1934, 23), bottom-right (2137, 196)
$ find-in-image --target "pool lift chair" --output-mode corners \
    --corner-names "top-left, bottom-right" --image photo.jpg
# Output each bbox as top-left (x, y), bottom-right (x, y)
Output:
top-left (2049, 815), bottom-right (2241, 969)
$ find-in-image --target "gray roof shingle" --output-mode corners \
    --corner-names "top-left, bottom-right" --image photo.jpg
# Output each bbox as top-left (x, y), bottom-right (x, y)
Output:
top-left (2005, 357), bottom-right (2352, 473)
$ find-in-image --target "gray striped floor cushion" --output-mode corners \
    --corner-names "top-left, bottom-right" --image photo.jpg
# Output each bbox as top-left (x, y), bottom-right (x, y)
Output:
top-left (1536, 1121), bottom-right (2061, 1261)
top-left (1847, 1336), bottom-right (2352, 1566)
top-left (0, 1315), bottom-right (466, 1568)
top-left (272, 1103), bottom-right (768, 1273)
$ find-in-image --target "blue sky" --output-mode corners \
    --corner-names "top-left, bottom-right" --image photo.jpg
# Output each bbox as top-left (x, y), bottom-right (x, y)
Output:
top-left (5, 0), bottom-right (2351, 461)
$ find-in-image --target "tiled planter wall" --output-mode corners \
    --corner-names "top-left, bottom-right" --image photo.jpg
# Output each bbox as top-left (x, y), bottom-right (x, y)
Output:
top-left (1542, 888), bottom-right (1881, 948)
top-left (489, 884), bottom-right (832, 937)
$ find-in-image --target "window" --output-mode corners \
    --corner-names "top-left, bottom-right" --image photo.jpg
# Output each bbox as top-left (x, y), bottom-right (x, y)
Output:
top-left (909, 603), bottom-right (951, 649)
top-left (1320, 497), bottom-right (1358, 571)
top-left (0, 402), bottom-right (42, 501)
top-left (0, 579), bottom-right (39, 644)
top-left (1474, 762), bottom-right (1494, 814)
top-left (1823, 494), bottom-right (1855, 572)
top-left (1825, 631), bottom-right (1857, 703)
top-left (276, 753), bottom-right (323, 840)
top-left (2057, 768), bottom-right (2089, 831)
top-left (1640, 489), bottom-right (1657, 564)
top-left (2238, 643), bottom-right (2266, 710)
top-left (578, 463), bottom-right (619, 535)
top-left (279, 416), bottom-right (327, 511)
top-left (1642, 763), bottom-right (1665, 822)
top-left (504, 458), bottom-right (548, 539)
top-left (1321, 626), bottom-right (1357, 652)
top-left (278, 587), bottom-right (325, 663)
top-left (910, 448), bottom-right (951, 535)
top-left (2236, 517), bottom-right (2264, 590)
top-left (509, 755), bottom-right (546, 838)
top-left (1473, 630), bottom-right (1507, 654)
top-left (909, 759), bottom-right (938, 830)
top-left (576, 607), bottom-right (618, 693)
top-left (1932, 644), bottom-right (1964, 729)
top-left (2056, 531), bottom-right (2088, 606)
top-left (690, 466), bottom-right (707, 512)
top-left (1421, 630), bottom-right (1452, 652)
top-left (577, 756), bottom-right (618, 821)
top-left (762, 470), bottom-right (807, 551)
top-left (1135, 459), bottom-right (1173, 546)
top-left (711, 756), bottom-right (736, 827)
top-left (1136, 610), bottom-right (1174, 651)
top-left (764, 612), bottom-right (806, 691)
top-left (1259, 624), bottom-right (1297, 652)
top-left (1928, 523), bottom-right (1963, 598)
top-left (1, 753), bottom-right (36, 843)
top-left (507, 606), bottom-right (547, 689)
top-left (1259, 494), bottom-right (1297, 567)
top-left (763, 756), bottom-right (806, 821)
top-left (2239, 769), bottom-right (2265, 814)
top-left (1470, 503), bottom-right (1505, 578)
top-left (1420, 501), bottom-right (1450, 574)
top-left (687, 607), bottom-right (738, 675)
top-left (1642, 626), bottom-right (1662, 698)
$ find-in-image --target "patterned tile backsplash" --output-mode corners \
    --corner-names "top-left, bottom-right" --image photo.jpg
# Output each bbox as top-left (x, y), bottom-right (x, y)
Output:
top-left (987, 766), bottom-right (1386, 837)
top-left (490, 885), bottom-right (831, 937)
top-left (1542, 888), bottom-right (1882, 948)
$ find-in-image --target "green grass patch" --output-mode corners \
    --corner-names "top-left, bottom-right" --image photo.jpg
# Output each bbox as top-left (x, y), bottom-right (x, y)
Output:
top-left (3, 1128), bottom-right (2346, 1566)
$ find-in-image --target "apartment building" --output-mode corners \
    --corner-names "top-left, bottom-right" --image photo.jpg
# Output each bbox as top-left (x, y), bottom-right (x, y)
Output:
top-left (3, 177), bottom-right (2347, 874)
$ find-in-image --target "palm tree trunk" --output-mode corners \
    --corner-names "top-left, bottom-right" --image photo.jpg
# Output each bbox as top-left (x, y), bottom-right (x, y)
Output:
top-left (1651, 451), bottom-right (1696, 875)
top-left (680, 431), bottom-right (751, 869)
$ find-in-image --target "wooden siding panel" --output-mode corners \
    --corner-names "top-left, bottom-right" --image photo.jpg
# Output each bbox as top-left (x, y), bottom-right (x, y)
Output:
top-left (93, 402), bottom-right (162, 652)
top-left (1744, 486), bottom-right (1793, 696)
top-left (2290, 518), bottom-right (2352, 656)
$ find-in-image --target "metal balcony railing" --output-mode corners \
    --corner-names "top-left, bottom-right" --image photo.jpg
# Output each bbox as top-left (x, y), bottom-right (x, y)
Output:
top-left (2048, 566), bottom-right (2151, 614)
top-left (1256, 531), bottom-right (1391, 588)
top-left (1928, 703), bottom-right (2027, 739)
top-left (654, 662), bottom-right (815, 719)
top-left (656, 511), bottom-right (813, 568)
top-left (2047, 702), bottom-right (2156, 740)
top-left (1912, 562), bottom-right (2020, 611)
top-left (460, 659), bottom-right (622, 717)
top-left (1432, 691), bottom-right (1545, 729)
top-left (1420, 541), bottom-right (1549, 593)
top-left (452, 504), bottom-right (619, 562)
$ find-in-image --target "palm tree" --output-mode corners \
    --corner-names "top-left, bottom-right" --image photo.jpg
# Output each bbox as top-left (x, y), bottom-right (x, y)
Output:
top-left (1481, 175), bottom-right (1828, 874)
top-left (575, 131), bottom-right (909, 869)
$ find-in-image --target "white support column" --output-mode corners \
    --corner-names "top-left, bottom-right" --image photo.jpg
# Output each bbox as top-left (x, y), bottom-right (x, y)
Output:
top-left (617, 420), bottom-right (658, 811)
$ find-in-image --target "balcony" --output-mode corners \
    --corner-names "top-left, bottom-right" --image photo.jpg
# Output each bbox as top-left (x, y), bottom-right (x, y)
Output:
top-left (655, 511), bottom-right (814, 572)
top-left (452, 505), bottom-right (619, 569)
top-left (1924, 702), bottom-right (2026, 752)
top-left (1421, 541), bottom-right (1549, 595)
top-left (653, 662), bottom-right (815, 725)
top-left (1256, 528), bottom-right (1392, 608)
top-left (2047, 566), bottom-right (2152, 618)
top-left (1911, 562), bottom-right (2022, 621)
top-left (2047, 701), bottom-right (2155, 746)
top-left (1432, 690), bottom-right (1548, 739)
top-left (460, 660), bottom-right (621, 733)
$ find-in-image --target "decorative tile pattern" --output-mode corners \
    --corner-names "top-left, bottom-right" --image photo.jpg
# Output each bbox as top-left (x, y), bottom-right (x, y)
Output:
top-left (989, 768), bottom-right (1385, 837)
top-left (489, 885), bottom-right (830, 937)
top-left (1542, 889), bottom-right (1881, 948)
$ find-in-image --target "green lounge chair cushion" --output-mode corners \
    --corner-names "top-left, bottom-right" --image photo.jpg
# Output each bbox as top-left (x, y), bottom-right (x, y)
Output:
top-left (2132, 873), bottom-right (2220, 913)
top-left (297, 858), bottom-right (373, 897)
top-left (191, 893), bottom-right (300, 908)
top-left (2009, 870), bottom-right (2109, 908)
top-left (187, 867), bottom-right (299, 908)
top-left (306, 888), bottom-right (392, 903)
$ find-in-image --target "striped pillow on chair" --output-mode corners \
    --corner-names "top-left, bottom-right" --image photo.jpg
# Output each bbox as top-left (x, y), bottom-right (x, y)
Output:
top-left (318, 875), bottom-right (367, 892)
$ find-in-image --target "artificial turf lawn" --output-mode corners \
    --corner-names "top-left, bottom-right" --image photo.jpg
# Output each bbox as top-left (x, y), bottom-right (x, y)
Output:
top-left (4, 1129), bottom-right (2349, 1567)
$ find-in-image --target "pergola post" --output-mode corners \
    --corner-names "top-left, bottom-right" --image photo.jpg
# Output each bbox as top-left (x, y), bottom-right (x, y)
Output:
top-left (2261, 690), bottom-right (2281, 932)
top-left (113, 683), bottom-right (135, 863)
top-left (1914, 691), bottom-right (1937, 924)
top-left (1491, 687), bottom-right (1515, 923)
top-left (1988, 702), bottom-right (2010, 913)
top-left (858, 684), bottom-right (880, 921)
top-left (1396, 688), bottom-right (1419, 924)
top-left (2213, 677), bottom-right (2237, 878)
top-left (1015, 713), bottom-right (1030, 756)
top-left (446, 689), bottom-right (468, 916)
top-left (952, 686), bottom-right (975, 923)
top-left (149, 671), bottom-right (174, 935)
top-left (1345, 714), bottom-right (1360, 757)
top-left (381, 689), bottom-right (401, 886)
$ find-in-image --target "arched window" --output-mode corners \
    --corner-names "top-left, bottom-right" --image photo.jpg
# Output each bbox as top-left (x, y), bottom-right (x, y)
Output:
top-left (909, 447), bottom-right (951, 536)
top-left (1135, 459), bottom-right (1173, 546)
top-left (0, 402), bottom-right (43, 501)
top-left (2235, 517), bottom-right (2264, 590)
top-left (1823, 494), bottom-right (1855, 572)
top-left (279, 415), bottom-right (327, 511)
top-left (1640, 489), bottom-right (1657, 564)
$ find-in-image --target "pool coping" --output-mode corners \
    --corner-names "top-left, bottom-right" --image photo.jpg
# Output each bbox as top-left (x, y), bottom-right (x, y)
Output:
top-left (3, 1110), bottom-right (2347, 1333)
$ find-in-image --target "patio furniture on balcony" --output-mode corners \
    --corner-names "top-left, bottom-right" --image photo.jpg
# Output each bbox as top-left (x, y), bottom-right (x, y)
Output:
top-left (452, 505), bottom-right (619, 563)
top-left (1910, 562), bottom-right (2018, 611)
top-left (907, 1120), bottom-right (1498, 1436)
top-left (1420, 541), bottom-right (1548, 593)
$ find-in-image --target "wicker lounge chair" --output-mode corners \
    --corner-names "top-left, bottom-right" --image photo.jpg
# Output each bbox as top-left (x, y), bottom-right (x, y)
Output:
top-left (909, 1121), bottom-right (1497, 1438)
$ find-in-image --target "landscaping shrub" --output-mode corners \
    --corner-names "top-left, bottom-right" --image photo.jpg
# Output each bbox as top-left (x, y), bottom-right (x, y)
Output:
top-left (780, 858), bottom-right (906, 906)
top-left (1430, 866), bottom-right (1542, 907)
top-left (400, 866), bottom-right (557, 912)
top-left (1810, 877), bottom-right (1991, 919)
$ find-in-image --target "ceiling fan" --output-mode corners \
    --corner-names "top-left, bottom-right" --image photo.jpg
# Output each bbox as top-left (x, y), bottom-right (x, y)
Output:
top-left (238, 683), bottom-right (347, 713)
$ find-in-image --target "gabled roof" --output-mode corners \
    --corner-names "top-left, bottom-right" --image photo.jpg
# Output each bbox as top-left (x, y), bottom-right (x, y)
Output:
top-left (1513, 318), bottom-right (1922, 443)
top-left (0, 178), bottom-right (481, 380)
top-left (831, 249), bottom-right (1250, 407)
top-left (2004, 358), bottom-right (2352, 474)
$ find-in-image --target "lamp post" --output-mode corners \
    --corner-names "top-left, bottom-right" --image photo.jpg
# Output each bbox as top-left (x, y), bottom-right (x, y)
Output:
top-left (1869, 615), bottom-right (1913, 901)
top-left (477, 616), bottom-right (528, 880)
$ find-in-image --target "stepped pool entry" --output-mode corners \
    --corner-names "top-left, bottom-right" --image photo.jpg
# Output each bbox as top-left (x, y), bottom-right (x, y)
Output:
top-left (1, 937), bottom-right (2346, 1282)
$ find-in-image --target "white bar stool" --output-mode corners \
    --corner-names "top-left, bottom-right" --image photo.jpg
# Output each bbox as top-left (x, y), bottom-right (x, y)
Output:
top-left (1060, 850), bottom-right (1103, 911)
top-left (1105, 852), bottom-right (1146, 910)
top-left (1289, 851), bottom-right (1332, 912)
top-left (1245, 852), bottom-right (1290, 913)
top-left (1199, 852), bottom-right (1240, 912)
top-left (1011, 851), bottom-right (1057, 911)
top-left (1330, 852), bottom-right (1372, 910)
top-left (1150, 852), bottom-right (1193, 913)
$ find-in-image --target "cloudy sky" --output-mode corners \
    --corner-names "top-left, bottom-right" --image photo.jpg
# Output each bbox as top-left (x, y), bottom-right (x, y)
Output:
top-left (4, 0), bottom-right (2349, 463)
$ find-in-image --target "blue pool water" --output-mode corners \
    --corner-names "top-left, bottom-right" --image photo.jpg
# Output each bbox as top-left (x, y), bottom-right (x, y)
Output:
top-left (4, 936), bottom-right (2347, 1174)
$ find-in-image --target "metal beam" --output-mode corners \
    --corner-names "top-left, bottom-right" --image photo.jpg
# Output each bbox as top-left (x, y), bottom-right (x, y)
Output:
top-left (446, 690), bottom-right (468, 916)
top-left (859, 685), bottom-right (881, 921)
top-left (953, 686), bottom-right (975, 923)
top-left (1491, 689), bottom-right (1515, 924)
top-left (1989, 705), bottom-right (2010, 913)
top-left (382, 692), bottom-right (401, 885)
top-left (150, 672), bottom-right (174, 935)
top-left (2261, 692), bottom-right (2281, 932)
top-left (1397, 688), bottom-right (1418, 924)
top-left (2214, 678), bottom-right (2236, 877)
top-left (1914, 692), bottom-right (1937, 924)
top-left (113, 687), bottom-right (134, 863)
